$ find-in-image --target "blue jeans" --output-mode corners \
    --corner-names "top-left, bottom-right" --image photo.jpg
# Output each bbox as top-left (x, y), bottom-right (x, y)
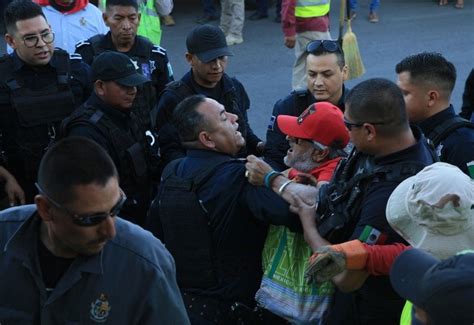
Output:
top-left (202, 0), bottom-right (217, 16)
top-left (349, 0), bottom-right (380, 12)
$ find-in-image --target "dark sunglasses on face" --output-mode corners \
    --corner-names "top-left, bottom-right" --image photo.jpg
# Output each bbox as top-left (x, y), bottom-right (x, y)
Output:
top-left (35, 183), bottom-right (127, 227)
top-left (22, 31), bottom-right (55, 48)
top-left (306, 40), bottom-right (342, 54)
top-left (343, 117), bottom-right (387, 131)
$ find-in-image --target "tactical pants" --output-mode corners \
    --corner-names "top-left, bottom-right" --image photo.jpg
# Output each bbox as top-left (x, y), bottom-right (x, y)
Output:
top-left (292, 30), bottom-right (331, 90)
top-left (220, 0), bottom-right (245, 38)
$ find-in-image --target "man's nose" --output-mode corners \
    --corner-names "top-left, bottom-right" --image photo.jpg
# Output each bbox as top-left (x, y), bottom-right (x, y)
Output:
top-left (99, 216), bottom-right (116, 240)
top-left (228, 112), bottom-right (238, 123)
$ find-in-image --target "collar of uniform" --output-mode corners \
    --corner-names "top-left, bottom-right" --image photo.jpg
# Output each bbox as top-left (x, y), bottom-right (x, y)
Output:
top-left (10, 50), bottom-right (58, 72)
top-left (185, 69), bottom-right (234, 93)
top-left (88, 93), bottom-right (131, 130)
top-left (3, 205), bottom-right (40, 266)
top-left (186, 148), bottom-right (235, 161)
top-left (337, 85), bottom-right (348, 112)
top-left (103, 32), bottom-right (141, 57)
top-left (417, 105), bottom-right (455, 136)
top-left (374, 125), bottom-right (427, 166)
top-left (4, 205), bottom-right (104, 275)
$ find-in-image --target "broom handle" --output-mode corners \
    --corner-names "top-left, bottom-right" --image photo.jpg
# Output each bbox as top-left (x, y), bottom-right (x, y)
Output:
top-left (338, 0), bottom-right (346, 44)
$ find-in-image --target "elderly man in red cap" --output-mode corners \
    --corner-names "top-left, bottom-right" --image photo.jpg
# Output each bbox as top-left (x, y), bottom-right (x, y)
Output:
top-left (246, 100), bottom-right (349, 192)
top-left (245, 101), bottom-right (349, 323)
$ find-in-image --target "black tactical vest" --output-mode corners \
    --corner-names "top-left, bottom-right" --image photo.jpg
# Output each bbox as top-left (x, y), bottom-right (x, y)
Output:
top-left (158, 158), bottom-right (227, 289)
top-left (316, 149), bottom-right (429, 244)
top-left (61, 105), bottom-right (158, 224)
top-left (0, 50), bottom-right (76, 180)
top-left (88, 35), bottom-right (163, 130)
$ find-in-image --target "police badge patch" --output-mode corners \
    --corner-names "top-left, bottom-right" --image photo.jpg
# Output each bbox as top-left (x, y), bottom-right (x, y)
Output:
top-left (90, 293), bottom-right (111, 323)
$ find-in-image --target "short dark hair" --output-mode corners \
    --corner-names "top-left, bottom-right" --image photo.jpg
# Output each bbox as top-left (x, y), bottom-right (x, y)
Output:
top-left (106, 0), bottom-right (139, 11)
top-left (307, 47), bottom-right (346, 69)
top-left (4, 0), bottom-right (46, 34)
top-left (172, 95), bottom-right (208, 144)
top-left (37, 137), bottom-right (118, 205)
top-left (346, 78), bottom-right (409, 137)
top-left (395, 52), bottom-right (456, 99)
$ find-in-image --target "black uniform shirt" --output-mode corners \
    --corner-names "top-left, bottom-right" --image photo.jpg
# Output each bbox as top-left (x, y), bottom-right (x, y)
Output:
top-left (0, 50), bottom-right (91, 201)
top-left (418, 105), bottom-right (474, 176)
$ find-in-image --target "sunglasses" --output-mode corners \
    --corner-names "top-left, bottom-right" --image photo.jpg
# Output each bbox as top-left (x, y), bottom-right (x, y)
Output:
top-left (343, 117), bottom-right (387, 131)
top-left (306, 40), bottom-right (342, 54)
top-left (35, 183), bottom-right (127, 227)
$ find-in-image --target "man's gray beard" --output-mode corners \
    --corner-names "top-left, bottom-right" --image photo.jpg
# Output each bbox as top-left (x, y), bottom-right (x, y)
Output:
top-left (284, 150), bottom-right (319, 173)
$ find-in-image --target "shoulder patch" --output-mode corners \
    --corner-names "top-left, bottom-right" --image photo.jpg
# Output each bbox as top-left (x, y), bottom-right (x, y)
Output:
top-left (75, 40), bottom-right (91, 49)
top-left (69, 53), bottom-right (83, 61)
top-left (268, 115), bottom-right (276, 131)
top-left (152, 45), bottom-right (167, 56)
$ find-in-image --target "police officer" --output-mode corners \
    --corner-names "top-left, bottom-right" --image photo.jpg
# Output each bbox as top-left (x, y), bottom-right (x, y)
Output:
top-left (61, 52), bottom-right (158, 227)
top-left (396, 52), bottom-right (474, 176)
top-left (147, 95), bottom-right (297, 324)
top-left (0, 0), bottom-right (91, 203)
top-left (75, 0), bottom-right (173, 131)
top-left (286, 79), bottom-right (436, 325)
top-left (154, 24), bottom-right (263, 169)
top-left (265, 40), bottom-right (349, 171)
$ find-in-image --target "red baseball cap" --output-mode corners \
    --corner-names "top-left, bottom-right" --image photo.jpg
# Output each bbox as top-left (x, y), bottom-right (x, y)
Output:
top-left (277, 102), bottom-right (349, 149)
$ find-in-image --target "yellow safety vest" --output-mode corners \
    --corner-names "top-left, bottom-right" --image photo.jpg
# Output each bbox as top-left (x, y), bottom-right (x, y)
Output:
top-left (137, 0), bottom-right (162, 45)
top-left (400, 301), bottom-right (412, 325)
top-left (295, 0), bottom-right (330, 18)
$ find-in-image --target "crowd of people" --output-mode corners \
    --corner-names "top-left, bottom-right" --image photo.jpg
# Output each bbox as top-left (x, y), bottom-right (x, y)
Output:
top-left (0, 0), bottom-right (473, 324)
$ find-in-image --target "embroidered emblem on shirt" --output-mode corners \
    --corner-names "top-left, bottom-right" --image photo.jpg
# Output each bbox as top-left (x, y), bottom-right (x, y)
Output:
top-left (80, 17), bottom-right (87, 26)
top-left (131, 59), bottom-right (139, 70)
top-left (358, 225), bottom-right (387, 245)
top-left (149, 60), bottom-right (156, 74)
top-left (90, 293), bottom-right (111, 323)
top-left (141, 63), bottom-right (151, 79)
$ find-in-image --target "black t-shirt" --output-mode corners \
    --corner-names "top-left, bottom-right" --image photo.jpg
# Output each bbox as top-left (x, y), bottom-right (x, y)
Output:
top-left (326, 127), bottom-right (435, 325)
top-left (38, 237), bottom-right (74, 296)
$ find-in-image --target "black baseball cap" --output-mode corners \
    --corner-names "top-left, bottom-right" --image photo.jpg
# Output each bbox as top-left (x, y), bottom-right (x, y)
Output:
top-left (186, 25), bottom-right (234, 63)
top-left (92, 51), bottom-right (149, 87)
top-left (390, 249), bottom-right (474, 324)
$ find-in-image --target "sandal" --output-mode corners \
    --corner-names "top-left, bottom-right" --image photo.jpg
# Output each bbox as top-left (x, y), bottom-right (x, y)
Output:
top-left (455, 0), bottom-right (464, 8)
top-left (439, 0), bottom-right (448, 5)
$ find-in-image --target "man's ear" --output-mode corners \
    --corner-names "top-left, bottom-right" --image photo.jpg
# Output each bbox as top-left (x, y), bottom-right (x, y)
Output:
top-left (35, 195), bottom-right (53, 222)
top-left (341, 65), bottom-right (349, 81)
top-left (198, 131), bottom-right (216, 150)
top-left (5, 33), bottom-right (16, 49)
top-left (364, 123), bottom-right (377, 141)
top-left (426, 89), bottom-right (440, 108)
top-left (312, 147), bottom-right (330, 163)
top-left (94, 80), bottom-right (105, 96)
top-left (185, 53), bottom-right (194, 65)
top-left (102, 12), bottom-right (109, 26)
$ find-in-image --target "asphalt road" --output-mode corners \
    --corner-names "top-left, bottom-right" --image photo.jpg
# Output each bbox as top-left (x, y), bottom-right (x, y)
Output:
top-left (1, 0), bottom-right (472, 139)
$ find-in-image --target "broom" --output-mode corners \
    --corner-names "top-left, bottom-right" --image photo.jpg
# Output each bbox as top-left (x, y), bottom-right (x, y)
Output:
top-left (339, 0), bottom-right (365, 80)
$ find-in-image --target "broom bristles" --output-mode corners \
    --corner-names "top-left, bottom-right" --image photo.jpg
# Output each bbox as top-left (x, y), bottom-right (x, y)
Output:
top-left (342, 20), bottom-right (365, 80)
